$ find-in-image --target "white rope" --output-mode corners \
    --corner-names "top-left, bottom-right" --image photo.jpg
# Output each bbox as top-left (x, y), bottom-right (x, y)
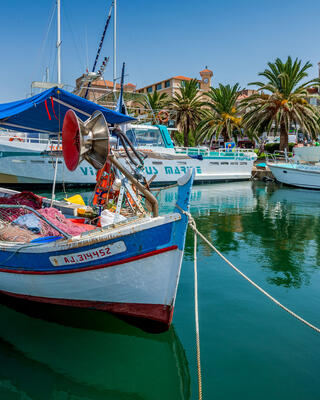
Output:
top-left (177, 205), bottom-right (320, 334)
top-left (192, 219), bottom-right (203, 400)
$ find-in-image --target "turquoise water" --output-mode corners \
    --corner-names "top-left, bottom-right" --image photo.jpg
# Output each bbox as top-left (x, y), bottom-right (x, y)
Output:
top-left (1, 182), bottom-right (320, 399)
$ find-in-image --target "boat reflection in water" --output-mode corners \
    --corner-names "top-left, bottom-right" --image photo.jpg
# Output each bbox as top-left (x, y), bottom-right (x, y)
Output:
top-left (0, 295), bottom-right (190, 400)
top-left (158, 181), bottom-right (320, 291)
top-left (157, 181), bottom-right (256, 216)
top-left (269, 186), bottom-right (320, 216)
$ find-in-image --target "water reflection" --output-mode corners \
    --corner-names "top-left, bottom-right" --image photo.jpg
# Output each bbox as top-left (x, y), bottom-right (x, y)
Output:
top-left (0, 295), bottom-right (190, 400)
top-left (159, 181), bottom-right (320, 289)
top-left (157, 181), bottom-right (256, 215)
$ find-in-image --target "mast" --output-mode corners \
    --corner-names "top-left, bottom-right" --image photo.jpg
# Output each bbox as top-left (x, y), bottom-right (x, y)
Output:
top-left (57, 0), bottom-right (61, 84)
top-left (113, 0), bottom-right (117, 92)
top-left (52, 0), bottom-right (61, 205)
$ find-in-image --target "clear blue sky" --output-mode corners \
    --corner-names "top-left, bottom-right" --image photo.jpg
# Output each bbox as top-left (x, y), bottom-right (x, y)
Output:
top-left (0, 0), bottom-right (319, 102)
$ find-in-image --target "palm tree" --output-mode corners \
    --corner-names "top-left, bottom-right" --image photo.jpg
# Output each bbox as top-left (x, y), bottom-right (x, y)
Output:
top-left (196, 83), bottom-right (243, 145)
top-left (136, 91), bottom-right (169, 121)
top-left (169, 79), bottom-right (203, 147)
top-left (241, 57), bottom-right (320, 151)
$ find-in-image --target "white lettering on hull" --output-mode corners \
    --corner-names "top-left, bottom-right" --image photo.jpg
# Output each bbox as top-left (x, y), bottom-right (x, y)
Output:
top-left (49, 241), bottom-right (127, 267)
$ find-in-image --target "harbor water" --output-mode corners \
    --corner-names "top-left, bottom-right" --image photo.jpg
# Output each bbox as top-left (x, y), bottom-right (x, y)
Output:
top-left (0, 181), bottom-right (320, 399)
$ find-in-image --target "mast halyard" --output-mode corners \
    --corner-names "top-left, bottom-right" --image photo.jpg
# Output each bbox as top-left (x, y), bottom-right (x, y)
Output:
top-left (52, 0), bottom-right (61, 205)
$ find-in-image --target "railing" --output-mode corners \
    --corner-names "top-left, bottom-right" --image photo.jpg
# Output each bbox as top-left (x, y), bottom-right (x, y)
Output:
top-left (266, 151), bottom-right (294, 165)
top-left (175, 147), bottom-right (210, 156)
top-left (175, 146), bottom-right (257, 159)
top-left (0, 133), bottom-right (62, 151)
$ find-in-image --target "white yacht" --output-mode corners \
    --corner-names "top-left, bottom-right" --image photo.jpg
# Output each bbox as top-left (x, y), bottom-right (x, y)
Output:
top-left (267, 150), bottom-right (320, 189)
top-left (122, 124), bottom-right (257, 185)
top-left (0, 124), bottom-right (257, 186)
top-left (0, 131), bottom-right (96, 185)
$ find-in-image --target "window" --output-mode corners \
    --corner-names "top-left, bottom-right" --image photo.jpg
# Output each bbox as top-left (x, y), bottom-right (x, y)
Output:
top-left (126, 127), bottom-right (165, 147)
top-left (156, 83), bottom-right (162, 90)
top-left (221, 162), bottom-right (229, 165)
top-left (147, 86), bottom-right (153, 93)
top-left (165, 80), bottom-right (170, 88)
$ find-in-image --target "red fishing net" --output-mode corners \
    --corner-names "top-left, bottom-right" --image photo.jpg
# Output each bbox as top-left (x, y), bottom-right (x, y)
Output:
top-left (0, 192), bottom-right (93, 242)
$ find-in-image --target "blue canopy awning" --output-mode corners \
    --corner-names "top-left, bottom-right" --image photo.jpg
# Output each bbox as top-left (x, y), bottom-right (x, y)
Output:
top-left (0, 87), bottom-right (134, 134)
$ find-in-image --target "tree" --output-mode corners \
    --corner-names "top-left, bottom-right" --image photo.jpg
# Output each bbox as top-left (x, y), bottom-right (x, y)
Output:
top-left (136, 91), bottom-right (169, 121)
top-left (241, 57), bottom-right (320, 151)
top-left (169, 79), bottom-right (203, 147)
top-left (196, 83), bottom-right (243, 145)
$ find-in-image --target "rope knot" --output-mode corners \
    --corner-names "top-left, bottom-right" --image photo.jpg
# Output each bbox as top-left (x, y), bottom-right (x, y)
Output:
top-left (175, 204), bottom-right (196, 230)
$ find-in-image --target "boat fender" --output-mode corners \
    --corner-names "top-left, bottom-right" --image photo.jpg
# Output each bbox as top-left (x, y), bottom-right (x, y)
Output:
top-left (189, 154), bottom-right (203, 161)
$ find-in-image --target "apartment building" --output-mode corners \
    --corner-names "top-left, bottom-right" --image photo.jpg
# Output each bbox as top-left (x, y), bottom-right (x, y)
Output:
top-left (136, 68), bottom-right (213, 97)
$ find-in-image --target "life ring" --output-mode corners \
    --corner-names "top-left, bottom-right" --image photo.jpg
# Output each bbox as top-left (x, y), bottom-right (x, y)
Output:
top-left (9, 136), bottom-right (23, 142)
top-left (157, 110), bottom-right (169, 124)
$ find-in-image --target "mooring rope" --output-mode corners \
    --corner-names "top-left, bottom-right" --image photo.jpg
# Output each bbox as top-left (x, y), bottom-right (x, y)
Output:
top-left (176, 205), bottom-right (320, 334)
top-left (192, 217), bottom-right (202, 400)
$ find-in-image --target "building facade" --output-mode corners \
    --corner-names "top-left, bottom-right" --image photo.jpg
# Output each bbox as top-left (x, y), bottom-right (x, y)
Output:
top-left (136, 68), bottom-right (213, 97)
top-left (74, 74), bottom-right (136, 102)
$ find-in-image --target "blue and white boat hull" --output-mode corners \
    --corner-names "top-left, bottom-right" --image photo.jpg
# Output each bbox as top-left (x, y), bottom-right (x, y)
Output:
top-left (0, 172), bottom-right (194, 330)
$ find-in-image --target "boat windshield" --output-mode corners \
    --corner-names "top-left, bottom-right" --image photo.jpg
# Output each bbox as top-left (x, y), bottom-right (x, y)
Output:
top-left (126, 126), bottom-right (165, 147)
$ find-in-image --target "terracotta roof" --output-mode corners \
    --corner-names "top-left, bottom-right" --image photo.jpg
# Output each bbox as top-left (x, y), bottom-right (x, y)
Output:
top-left (91, 79), bottom-right (118, 88)
top-left (91, 79), bottom-right (135, 89)
top-left (136, 75), bottom-right (201, 91)
top-left (172, 75), bottom-right (192, 81)
top-left (200, 68), bottom-right (213, 73)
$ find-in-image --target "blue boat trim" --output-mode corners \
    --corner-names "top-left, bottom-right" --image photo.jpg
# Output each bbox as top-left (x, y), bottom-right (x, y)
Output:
top-left (0, 245), bottom-right (178, 275)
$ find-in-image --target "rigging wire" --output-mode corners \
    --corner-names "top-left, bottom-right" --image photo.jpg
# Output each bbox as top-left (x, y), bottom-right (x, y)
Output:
top-left (62, 3), bottom-right (86, 71)
top-left (84, 1), bottom-right (114, 99)
top-left (34, 1), bottom-right (57, 85)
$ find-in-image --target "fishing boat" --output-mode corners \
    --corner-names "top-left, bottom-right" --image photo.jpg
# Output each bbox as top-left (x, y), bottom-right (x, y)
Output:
top-left (0, 87), bottom-right (194, 331)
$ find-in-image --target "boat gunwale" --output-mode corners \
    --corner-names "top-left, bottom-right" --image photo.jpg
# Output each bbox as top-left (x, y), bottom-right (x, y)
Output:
top-left (268, 162), bottom-right (320, 174)
top-left (0, 212), bottom-right (181, 252)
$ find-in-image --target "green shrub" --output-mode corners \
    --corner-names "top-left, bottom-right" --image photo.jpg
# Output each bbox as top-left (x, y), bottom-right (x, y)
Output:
top-left (172, 131), bottom-right (196, 147)
top-left (265, 143), bottom-right (295, 153)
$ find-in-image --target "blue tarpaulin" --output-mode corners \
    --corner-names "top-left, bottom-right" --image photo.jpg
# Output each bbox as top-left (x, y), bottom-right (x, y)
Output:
top-left (0, 87), bottom-right (134, 134)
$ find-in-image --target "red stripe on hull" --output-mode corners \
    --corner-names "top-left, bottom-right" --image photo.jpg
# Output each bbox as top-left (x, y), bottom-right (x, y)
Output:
top-left (0, 245), bottom-right (178, 275)
top-left (0, 289), bottom-right (174, 327)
